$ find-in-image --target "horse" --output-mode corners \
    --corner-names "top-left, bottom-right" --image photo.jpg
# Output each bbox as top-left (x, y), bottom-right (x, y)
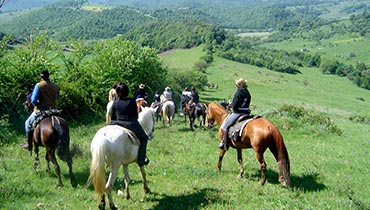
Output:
top-left (136, 98), bottom-right (148, 113)
top-left (205, 102), bottom-right (290, 187)
top-left (25, 99), bottom-right (77, 188)
top-left (183, 102), bottom-right (207, 131)
top-left (180, 94), bottom-right (191, 123)
top-left (88, 106), bottom-right (157, 210)
top-left (150, 101), bottom-right (162, 122)
top-left (161, 100), bottom-right (175, 127)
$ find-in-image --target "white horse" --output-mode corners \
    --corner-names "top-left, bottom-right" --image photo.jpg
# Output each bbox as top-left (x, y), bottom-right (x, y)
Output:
top-left (161, 100), bottom-right (175, 127)
top-left (88, 106), bottom-right (157, 210)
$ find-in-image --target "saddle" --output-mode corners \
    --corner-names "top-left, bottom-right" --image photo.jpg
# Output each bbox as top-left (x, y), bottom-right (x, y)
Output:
top-left (228, 115), bottom-right (261, 142)
top-left (32, 109), bottom-right (62, 129)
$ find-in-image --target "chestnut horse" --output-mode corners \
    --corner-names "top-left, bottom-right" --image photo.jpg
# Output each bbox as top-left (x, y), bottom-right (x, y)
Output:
top-left (136, 98), bottom-right (147, 113)
top-left (205, 102), bottom-right (290, 187)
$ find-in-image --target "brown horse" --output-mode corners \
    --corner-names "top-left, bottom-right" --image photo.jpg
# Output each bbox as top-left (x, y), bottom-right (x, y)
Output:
top-left (205, 102), bottom-right (290, 187)
top-left (31, 113), bottom-right (77, 188)
top-left (183, 102), bottom-right (207, 130)
top-left (136, 98), bottom-right (147, 113)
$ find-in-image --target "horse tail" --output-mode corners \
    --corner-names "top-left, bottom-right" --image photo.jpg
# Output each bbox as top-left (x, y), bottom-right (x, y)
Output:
top-left (53, 117), bottom-right (72, 163)
top-left (270, 126), bottom-right (290, 187)
top-left (88, 138), bottom-right (106, 195)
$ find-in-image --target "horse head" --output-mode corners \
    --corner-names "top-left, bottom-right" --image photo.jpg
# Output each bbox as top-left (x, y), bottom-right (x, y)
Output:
top-left (138, 106), bottom-right (157, 138)
top-left (24, 92), bottom-right (34, 112)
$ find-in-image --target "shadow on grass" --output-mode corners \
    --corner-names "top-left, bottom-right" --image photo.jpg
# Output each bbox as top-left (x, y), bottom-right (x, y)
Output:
top-left (249, 169), bottom-right (326, 192)
top-left (290, 171), bottom-right (326, 192)
top-left (148, 187), bottom-right (224, 210)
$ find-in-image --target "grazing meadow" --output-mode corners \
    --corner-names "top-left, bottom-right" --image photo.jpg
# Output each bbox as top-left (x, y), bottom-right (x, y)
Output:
top-left (1, 47), bottom-right (370, 209)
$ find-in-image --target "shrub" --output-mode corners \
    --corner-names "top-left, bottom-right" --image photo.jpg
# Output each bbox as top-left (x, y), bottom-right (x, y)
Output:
top-left (268, 104), bottom-right (343, 136)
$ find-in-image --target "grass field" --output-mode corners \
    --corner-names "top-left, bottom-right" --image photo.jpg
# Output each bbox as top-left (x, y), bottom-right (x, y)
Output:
top-left (262, 34), bottom-right (370, 66)
top-left (1, 47), bottom-right (370, 209)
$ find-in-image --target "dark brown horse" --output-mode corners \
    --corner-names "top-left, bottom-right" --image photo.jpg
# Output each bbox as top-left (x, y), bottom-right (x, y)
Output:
top-left (25, 97), bottom-right (77, 187)
top-left (32, 115), bottom-right (77, 188)
top-left (184, 102), bottom-right (207, 131)
top-left (205, 102), bottom-right (290, 187)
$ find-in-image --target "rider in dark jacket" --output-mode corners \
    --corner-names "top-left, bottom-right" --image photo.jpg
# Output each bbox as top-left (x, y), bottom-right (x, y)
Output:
top-left (110, 83), bottom-right (150, 166)
top-left (218, 78), bottom-right (251, 150)
top-left (190, 87), bottom-right (199, 105)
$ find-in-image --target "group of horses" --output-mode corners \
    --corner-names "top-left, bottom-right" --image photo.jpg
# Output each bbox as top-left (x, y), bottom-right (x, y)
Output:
top-left (25, 94), bottom-right (290, 210)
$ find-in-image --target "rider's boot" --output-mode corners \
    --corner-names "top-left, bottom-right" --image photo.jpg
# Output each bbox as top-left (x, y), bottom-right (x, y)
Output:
top-left (20, 130), bottom-right (33, 152)
top-left (138, 138), bottom-right (150, 166)
top-left (218, 129), bottom-right (229, 150)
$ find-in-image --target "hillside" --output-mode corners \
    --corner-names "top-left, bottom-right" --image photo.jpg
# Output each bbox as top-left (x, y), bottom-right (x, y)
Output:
top-left (162, 47), bottom-right (370, 120)
top-left (1, 46), bottom-right (369, 210)
top-left (1, 0), bottom-right (369, 37)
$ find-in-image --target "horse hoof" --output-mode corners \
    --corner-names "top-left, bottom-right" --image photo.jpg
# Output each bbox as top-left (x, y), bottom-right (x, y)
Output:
top-left (71, 180), bottom-right (78, 188)
top-left (144, 188), bottom-right (151, 194)
top-left (98, 204), bottom-right (105, 210)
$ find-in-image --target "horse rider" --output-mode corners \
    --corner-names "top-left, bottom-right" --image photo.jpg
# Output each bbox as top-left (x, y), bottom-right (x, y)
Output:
top-left (21, 70), bottom-right (60, 151)
top-left (135, 83), bottom-right (148, 101)
top-left (108, 83), bottom-right (118, 102)
top-left (163, 86), bottom-right (177, 112)
top-left (220, 98), bottom-right (228, 110)
top-left (218, 78), bottom-right (251, 150)
top-left (180, 86), bottom-right (192, 115)
top-left (189, 87), bottom-right (199, 106)
top-left (110, 82), bottom-right (150, 166)
top-left (162, 86), bottom-right (173, 101)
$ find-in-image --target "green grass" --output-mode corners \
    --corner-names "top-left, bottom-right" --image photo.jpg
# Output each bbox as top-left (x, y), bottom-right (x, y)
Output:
top-left (1, 47), bottom-right (370, 209)
top-left (262, 34), bottom-right (370, 66)
top-left (159, 46), bottom-right (205, 69)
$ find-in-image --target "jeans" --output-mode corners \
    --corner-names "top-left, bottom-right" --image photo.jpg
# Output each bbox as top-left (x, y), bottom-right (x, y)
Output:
top-left (220, 112), bottom-right (241, 131)
top-left (25, 111), bottom-right (36, 132)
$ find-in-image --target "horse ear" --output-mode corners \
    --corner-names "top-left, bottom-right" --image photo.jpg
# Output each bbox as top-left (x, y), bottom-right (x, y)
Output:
top-left (152, 106), bottom-right (159, 113)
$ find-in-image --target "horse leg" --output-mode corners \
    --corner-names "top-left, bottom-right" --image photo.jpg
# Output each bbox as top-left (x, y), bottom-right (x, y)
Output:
top-left (217, 149), bottom-right (227, 171)
top-left (99, 194), bottom-right (106, 210)
top-left (48, 149), bottom-right (63, 187)
top-left (139, 166), bottom-right (151, 194)
top-left (255, 152), bottom-right (267, 185)
top-left (236, 148), bottom-right (244, 178)
top-left (106, 164), bottom-right (119, 210)
top-left (65, 156), bottom-right (77, 188)
top-left (123, 165), bottom-right (131, 200)
top-left (33, 146), bottom-right (40, 170)
top-left (45, 152), bottom-right (50, 173)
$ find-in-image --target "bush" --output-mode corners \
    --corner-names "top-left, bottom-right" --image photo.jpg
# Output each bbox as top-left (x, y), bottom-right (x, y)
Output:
top-left (268, 104), bottom-right (343, 136)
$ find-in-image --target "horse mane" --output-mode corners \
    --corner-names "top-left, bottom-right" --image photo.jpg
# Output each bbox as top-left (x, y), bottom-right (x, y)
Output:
top-left (210, 102), bottom-right (227, 115)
